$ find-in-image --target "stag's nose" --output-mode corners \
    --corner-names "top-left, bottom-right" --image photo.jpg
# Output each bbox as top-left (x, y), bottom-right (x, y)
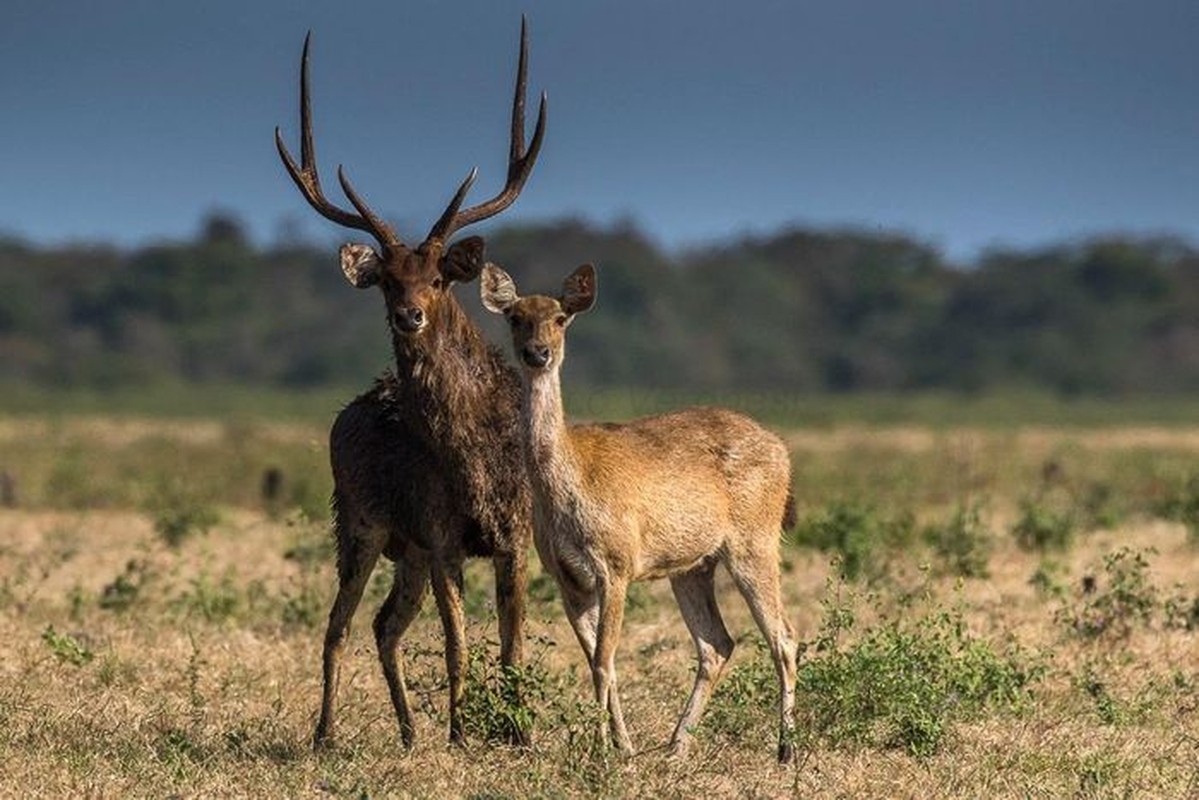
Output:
top-left (393, 307), bottom-right (425, 333)
top-left (522, 343), bottom-right (551, 368)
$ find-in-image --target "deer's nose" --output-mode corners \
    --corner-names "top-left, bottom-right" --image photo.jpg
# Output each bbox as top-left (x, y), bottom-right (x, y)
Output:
top-left (393, 307), bottom-right (425, 333)
top-left (522, 343), bottom-right (551, 368)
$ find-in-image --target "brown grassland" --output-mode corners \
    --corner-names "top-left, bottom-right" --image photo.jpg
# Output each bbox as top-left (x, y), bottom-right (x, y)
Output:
top-left (1, 414), bottom-right (1197, 798)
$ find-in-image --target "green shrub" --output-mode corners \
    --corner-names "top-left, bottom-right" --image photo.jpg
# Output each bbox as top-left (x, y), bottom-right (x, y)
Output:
top-left (794, 499), bottom-right (915, 581)
top-left (461, 642), bottom-right (550, 745)
top-left (704, 585), bottom-right (1042, 758)
top-left (42, 625), bottom-right (94, 667)
top-left (170, 572), bottom-right (241, 624)
top-left (922, 501), bottom-right (993, 578)
top-left (1011, 496), bottom-right (1076, 552)
top-left (98, 559), bottom-right (152, 612)
top-left (1059, 547), bottom-right (1158, 639)
top-left (1156, 474), bottom-right (1199, 543)
top-left (701, 638), bottom-right (779, 745)
top-left (148, 481), bottom-right (220, 548)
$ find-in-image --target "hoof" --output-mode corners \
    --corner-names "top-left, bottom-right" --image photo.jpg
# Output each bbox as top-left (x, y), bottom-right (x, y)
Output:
top-left (777, 740), bottom-right (794, 764)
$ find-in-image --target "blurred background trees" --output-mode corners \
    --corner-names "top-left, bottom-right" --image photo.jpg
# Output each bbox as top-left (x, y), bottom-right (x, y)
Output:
top-left (1, 212), bottom-right (1196, 397)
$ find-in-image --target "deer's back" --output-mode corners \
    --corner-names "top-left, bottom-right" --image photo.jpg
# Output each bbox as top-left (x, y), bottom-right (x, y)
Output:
top-left (565, 407), bottom-right (792, 579)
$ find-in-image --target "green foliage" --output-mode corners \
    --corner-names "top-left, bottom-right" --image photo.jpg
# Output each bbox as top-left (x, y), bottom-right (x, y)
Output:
top-left (461, 640), bottom-right (552, 745)
top-left (700, 639), bottom-right (779, 745)
top-left (793, 499), bottom-right (915, 581)
top-left (703, 585), bottom-right (1043, 759)
top-left (1156, 474), bottom-right (1199, 543)
top-left (1058, 548), bottom-right (1160, 639)
top-left (922, 500), bottom-right (993, 578)
top-left (1011, 495), bottom-right (1077, 552)
top-left (793, 594), bottom-right (1042, 758)
top-left (1029, 559), bottom-right (1069, 599)
top-left (147, 481), bottom-right (220, 548)
top-left (170, 572), bottom-right (242, 624)
top-left (99, 559), bottom-right (152, 612)
top-left (41, 625), bottom-right (94, 667)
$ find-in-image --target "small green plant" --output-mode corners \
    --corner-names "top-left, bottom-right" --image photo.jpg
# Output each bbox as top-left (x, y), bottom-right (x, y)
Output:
top-left (1011, 495), bottom-right (1076, 552)
top-left (1029, 559), bottom-right (1069, 599)
top-left (1163, 588), bottom-right (1199, 631)
top-left (280, 580), bottom-right (325, 630)
top-left (99, 559), bottom-right (152, 612)
top-left (42, 625), bottom-right (94, 666)
top-left (170, 571), bottom-right (241, 624)
top-left (148, 481), bottom-right (220, 548)
top-left (1079, 481), bottom-right (1126, 531)
top-left (794, 499), bottom-right (915, 581)
top-left (701, 638), bottom-right (779, 746)
top-left (1059, 547), bottom-right (1158, 639)
top-left (922, 500), bottom-right (993, 578)
top-left (461, 636), bottom-right (553, 744)
top-left (1156, 474), bottom-right (1199, 543)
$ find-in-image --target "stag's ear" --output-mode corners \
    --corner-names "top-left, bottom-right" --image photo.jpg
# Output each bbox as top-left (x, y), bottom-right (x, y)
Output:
top-left (440, 235), bottom-right (486, 284)
top-left (480, 262), bottom-right (519, 314)
top-left (339, 243), bottom-right (383, 288)
top-left (560, 263), bottom-right (597, 316)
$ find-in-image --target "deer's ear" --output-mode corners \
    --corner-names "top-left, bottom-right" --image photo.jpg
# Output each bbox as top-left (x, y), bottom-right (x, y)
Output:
top-left (480, 262), bottom-right (519, 314)
top-left (560, 263), bottom-right (597, 315)
top-left (339, 243), bottom-right (382, 288)
top-left (440, 235), bottom-right (486, 284)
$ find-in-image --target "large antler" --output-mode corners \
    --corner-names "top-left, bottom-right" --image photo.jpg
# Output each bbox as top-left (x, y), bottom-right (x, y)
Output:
top-left (275, 33), bottom-right (403, 253)
top-left (426, 16), bottom-right (548, 244)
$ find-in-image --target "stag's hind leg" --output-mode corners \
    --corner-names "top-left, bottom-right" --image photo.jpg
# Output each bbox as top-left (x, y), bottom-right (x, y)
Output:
top-left (374, 545), bottom-right (431, 747)
top-left (726, 547), bottom-right (799, 763)
top-left (314, 509), bottom-right (385, 750)
top-left (668, 563), bottom-right (736, 758)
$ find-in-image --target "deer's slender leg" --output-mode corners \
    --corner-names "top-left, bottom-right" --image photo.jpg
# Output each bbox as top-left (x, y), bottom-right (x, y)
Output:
top-left (431, 556), bottom-right (468, 745)
top-left (726, 550), bottom-right (798, 763)
top-left (314, 516), bottom-right (384, 750)
top-left (667, 564), bottom-right (736, 758)
top-left (374, 546), bottom-right (431, 747)
top-left (592, 577), bottom-right (633, 754)
top-left (561, 584), bottom-right (622, 745)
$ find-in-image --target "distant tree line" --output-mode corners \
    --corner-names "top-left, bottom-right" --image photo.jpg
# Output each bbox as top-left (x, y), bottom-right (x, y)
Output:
top-left (1, 214), bottom-right (1197, 395)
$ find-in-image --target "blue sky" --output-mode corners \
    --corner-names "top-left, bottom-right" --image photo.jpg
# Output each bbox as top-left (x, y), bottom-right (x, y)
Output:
top-left (1, 1), bottom-right (1196, 260)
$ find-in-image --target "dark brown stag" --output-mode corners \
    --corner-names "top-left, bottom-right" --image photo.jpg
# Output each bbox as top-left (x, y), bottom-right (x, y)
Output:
top-left (275, 18), bottom-right (545, 749)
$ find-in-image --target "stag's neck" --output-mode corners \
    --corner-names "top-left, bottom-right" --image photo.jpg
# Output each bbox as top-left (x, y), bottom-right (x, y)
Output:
top-left (391, 296), bottom-right (489, 395)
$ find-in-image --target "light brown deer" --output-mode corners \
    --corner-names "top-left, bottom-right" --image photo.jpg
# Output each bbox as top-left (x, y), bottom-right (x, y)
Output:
top-left (275, 19), bottom-right (545, 750)
top-left (480, 263), bottom-right (800, 762)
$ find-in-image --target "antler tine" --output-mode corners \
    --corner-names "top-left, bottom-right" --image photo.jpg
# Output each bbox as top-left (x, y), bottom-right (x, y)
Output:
top-left (276, 32), bottom-right (401, 250)
top-left (426, 16), bottom-right (547, 243)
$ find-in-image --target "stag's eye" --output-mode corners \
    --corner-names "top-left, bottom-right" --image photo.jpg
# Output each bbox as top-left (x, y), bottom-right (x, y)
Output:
top-left (554, 314), bottom-right (568, 327)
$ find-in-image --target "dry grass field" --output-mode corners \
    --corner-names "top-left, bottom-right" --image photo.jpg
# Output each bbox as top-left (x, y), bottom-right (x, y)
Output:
top-left (1, 415), bottom-right (1197, 798)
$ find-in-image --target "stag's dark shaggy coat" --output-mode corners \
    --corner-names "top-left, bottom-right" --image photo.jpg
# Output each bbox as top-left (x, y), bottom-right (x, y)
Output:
top-left (275, 17), bottom-right (546, 749)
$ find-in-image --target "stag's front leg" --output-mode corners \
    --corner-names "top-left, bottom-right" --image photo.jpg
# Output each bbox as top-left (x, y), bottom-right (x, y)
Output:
top-left (431, 556), bottom-right (468, 745)
top-left (493, 547), bottom-right (530, 744)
